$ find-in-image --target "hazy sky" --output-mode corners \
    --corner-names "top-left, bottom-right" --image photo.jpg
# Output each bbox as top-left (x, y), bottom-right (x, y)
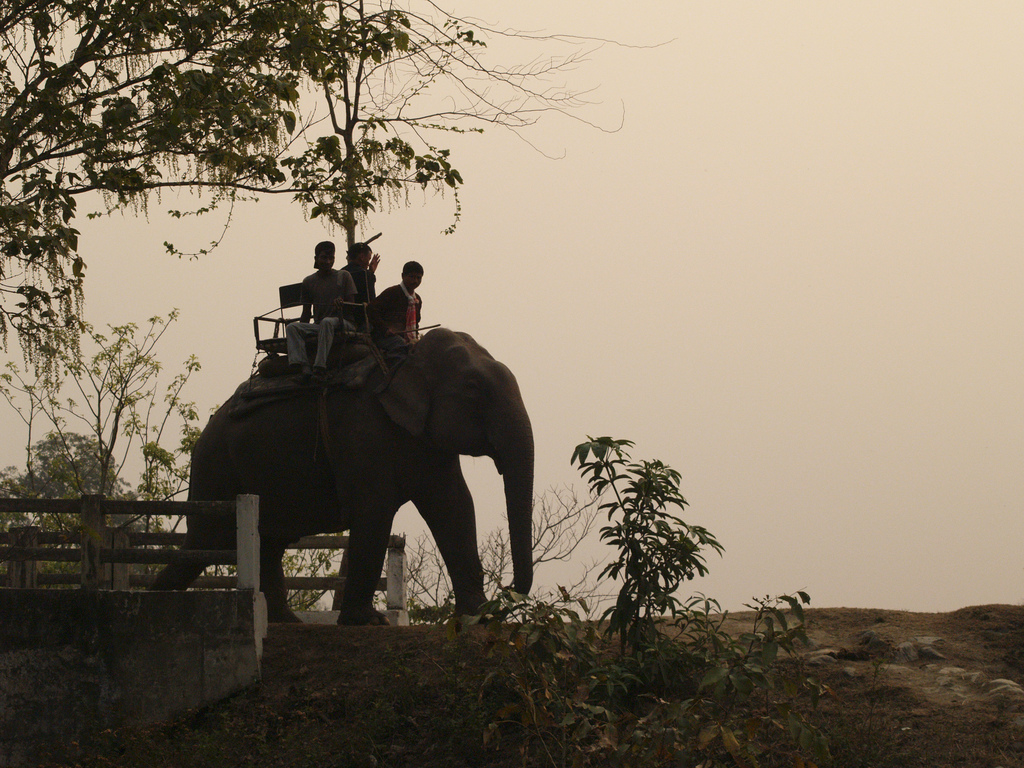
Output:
top-left (3, 3), bottom-right (1023, 613)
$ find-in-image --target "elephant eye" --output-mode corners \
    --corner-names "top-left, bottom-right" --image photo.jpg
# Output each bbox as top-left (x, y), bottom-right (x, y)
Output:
top-left (461, 377), bottom-right (489, 415)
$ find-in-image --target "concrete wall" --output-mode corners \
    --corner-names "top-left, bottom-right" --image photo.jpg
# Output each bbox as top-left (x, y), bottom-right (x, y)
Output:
top-left (0, 589), bottom-right (265, 766)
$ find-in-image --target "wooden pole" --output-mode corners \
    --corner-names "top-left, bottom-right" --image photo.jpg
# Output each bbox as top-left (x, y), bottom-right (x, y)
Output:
top-left (110, 528), bottom-right (130, 590)
top-left (80, 495), bottom-right (105, 590)
top-left (7, 526), bottom-right (39, 588)
top-left (386, 537), bottom-right (408, 625)
top-left (235, 494), bottom-right (266, 660)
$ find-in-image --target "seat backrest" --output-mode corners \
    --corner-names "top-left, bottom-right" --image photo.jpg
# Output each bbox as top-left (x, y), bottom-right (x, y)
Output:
top-left (278, 283), bottom-right (303, 309)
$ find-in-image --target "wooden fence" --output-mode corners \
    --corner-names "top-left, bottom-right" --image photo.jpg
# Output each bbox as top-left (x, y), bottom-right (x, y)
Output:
top-left (0, 496), bottom-right (407, 616)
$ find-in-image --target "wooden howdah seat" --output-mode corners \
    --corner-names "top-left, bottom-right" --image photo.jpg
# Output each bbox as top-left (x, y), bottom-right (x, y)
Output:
top-left (253, 284), bottom-right (373, 378)
top-left (253, 283), bottom-right (304, 356)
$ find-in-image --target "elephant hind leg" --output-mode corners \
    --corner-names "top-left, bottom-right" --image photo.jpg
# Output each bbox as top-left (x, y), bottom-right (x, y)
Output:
top-left (150, 523), bottom-right (231, 592)
top-left (150, 559), bottom-right (207, 591)
top-left (262, 540), bottom-right (302, 623)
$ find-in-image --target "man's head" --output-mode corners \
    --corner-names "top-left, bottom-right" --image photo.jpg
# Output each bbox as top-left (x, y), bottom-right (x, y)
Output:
top-left (347, 242), bottom-right (373, 268)
top-left (314, 241), bottom-right (336, 271)
top-left (402, 261), bottom-right (423, 291)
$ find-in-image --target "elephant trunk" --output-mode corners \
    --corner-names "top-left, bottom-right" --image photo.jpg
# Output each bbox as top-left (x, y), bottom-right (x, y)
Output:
top-left (494, 410), bottom-right (534, 596)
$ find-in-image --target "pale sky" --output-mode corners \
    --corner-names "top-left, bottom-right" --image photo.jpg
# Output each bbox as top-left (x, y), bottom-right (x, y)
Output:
top-left (3, 2), bottom-right (1023, 613)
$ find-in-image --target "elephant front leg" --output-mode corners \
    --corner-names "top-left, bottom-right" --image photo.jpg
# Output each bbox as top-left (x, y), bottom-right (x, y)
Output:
top-left (415, 472), bottom-right (487, 617)
top-left (337, 513), bottom-right (393, 626)
top-left (262, 540), bottom-right (301, 623)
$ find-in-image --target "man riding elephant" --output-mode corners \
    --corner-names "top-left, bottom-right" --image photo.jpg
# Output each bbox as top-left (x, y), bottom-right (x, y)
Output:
top-left (285, 240), bottom-right (357, 383)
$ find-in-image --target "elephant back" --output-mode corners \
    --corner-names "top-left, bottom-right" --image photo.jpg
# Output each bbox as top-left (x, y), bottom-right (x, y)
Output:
top-left (227, 353), bottom-right (385, 419)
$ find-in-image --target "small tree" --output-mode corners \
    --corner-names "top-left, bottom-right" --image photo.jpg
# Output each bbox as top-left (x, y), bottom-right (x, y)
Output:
top-left (0, 310), bottom-right (201, 509)
top-left (572, 436), bottom-right (724, 652)
top-left (0, 311), bottom-right (200, 585)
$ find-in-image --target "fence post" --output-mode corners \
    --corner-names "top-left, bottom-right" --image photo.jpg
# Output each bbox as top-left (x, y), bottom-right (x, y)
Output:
top-left (235, 494), bottom-right (266, 658)
top-left (102, 529), bottom-right (112, 587)
top-left (386, 537), bottom-right (408, 626)
top-left (80, 494), bottom-right (105, 590)
top-left (235, 495), bottom-right (260, 591)
top-left (7, 526), bottom-right (39, 589)
top-left (110, 528), bottom-right (130, 590)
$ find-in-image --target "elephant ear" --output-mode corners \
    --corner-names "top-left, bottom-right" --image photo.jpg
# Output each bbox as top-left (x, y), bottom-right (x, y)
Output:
top-left (378, 357), bottom-right (430, 436)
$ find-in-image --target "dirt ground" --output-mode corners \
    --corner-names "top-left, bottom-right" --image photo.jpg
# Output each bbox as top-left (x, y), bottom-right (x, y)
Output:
top-left (258, 604), bottom-right (1024, 767)
top-left (717, 604), bottom-right (1024, 766)
top-left (44, 604), bottom-right (1024, 767)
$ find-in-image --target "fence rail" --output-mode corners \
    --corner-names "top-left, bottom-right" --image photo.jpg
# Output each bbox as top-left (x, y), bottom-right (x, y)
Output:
top-left (0, 495), bottom-right (256, 592)
top-left (0, 495), bottom-right (406, 618)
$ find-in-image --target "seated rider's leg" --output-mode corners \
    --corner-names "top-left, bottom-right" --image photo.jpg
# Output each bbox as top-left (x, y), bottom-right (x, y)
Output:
top-left (313, 316), bottom-right (341, 370)
top-left (377, 333), bottom-right (410, 366)
top-left (286, 322), bottom-right (316, 371)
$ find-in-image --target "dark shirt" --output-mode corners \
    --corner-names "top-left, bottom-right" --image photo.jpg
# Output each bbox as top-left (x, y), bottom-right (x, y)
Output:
top-left (342, 263), bottom-right (377, 305)
top-left (369, 284), bottom-right (422, 335)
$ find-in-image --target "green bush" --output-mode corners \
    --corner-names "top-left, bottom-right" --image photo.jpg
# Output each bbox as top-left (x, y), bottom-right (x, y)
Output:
top-left (462, 437), bottom-right (830, 768)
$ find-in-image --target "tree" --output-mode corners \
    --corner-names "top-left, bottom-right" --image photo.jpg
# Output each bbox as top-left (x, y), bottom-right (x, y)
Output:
top-left (2, 0), bottom-right (597, 360)
top-left (0, 431), bottom-right (131, 500)
top-left (1, 0), bottom-right (305, 359)
top-left (0, 310), bottom-right (201, 507)
top-left (280, 1), bottom-right (595, 243)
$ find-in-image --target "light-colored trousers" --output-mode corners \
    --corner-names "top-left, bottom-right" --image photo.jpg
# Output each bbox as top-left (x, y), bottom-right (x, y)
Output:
top-left (285, 317), bottom-right (353, 370)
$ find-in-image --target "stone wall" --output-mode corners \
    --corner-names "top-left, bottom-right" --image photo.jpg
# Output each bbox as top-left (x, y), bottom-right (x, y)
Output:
top-left (0, 589), bottom-right (265, 766)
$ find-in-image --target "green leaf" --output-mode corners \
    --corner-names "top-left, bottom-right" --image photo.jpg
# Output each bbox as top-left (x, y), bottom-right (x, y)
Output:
top-left (699, 666), bottom-right (730, 689)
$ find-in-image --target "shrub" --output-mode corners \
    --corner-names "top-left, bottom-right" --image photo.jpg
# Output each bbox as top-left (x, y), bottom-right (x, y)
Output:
top-left (462, 438), bottom-right (830, 767)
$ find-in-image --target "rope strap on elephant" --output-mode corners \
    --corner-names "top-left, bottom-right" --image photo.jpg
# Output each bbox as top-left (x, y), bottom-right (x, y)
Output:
top-left (365, 336), bottom-right (391, 380)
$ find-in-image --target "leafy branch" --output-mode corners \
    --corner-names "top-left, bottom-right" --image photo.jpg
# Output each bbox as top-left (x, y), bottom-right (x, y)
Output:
top-left (572, 436), bottom-right (724, 652)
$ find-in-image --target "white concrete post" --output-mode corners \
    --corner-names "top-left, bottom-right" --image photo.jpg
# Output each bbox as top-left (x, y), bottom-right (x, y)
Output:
top-left (385, 538), bottom-right (409, 626)
top-left (235, 494), bottom-right (260, 590)
top-left (235, 494), bottom-right (266, 661)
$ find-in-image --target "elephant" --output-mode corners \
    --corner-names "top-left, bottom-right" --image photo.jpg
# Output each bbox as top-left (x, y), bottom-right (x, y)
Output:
top-left (151, 328), bottom-right (534, 625)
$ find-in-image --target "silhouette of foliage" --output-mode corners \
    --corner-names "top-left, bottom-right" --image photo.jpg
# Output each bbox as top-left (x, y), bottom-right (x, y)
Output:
top-left (1, 0), bottom-right (598, 360)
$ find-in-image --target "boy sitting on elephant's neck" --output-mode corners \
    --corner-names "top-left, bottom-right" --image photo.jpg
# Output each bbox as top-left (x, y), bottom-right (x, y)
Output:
top-left (369, 261), bottom-right (423, 365)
